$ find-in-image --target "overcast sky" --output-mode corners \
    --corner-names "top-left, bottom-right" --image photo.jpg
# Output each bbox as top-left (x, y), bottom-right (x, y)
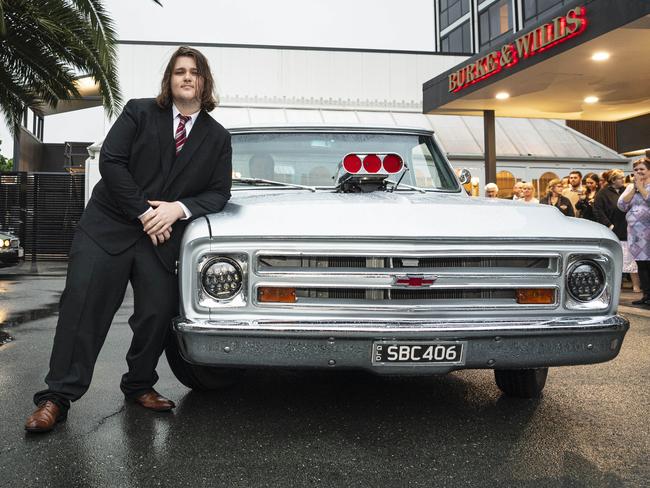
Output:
top-left (0, 0), bottom-right (434, 158)
top-left (109, 0), bottom-right (434, 51)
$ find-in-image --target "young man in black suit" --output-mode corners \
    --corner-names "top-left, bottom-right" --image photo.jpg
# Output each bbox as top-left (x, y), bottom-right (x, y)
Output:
top-left (25, 46), bottom-right (232, 432)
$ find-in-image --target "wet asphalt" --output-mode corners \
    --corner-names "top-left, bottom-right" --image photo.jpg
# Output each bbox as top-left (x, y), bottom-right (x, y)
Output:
top-left (0, 262), bottom-right (649, 488)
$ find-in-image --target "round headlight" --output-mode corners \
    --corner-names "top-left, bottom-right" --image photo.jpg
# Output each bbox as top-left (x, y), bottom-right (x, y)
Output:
top-left (567, 261), bottom-right (605, 302)
top-left (201, 257), bottom-right (243, 300)
top-left (3, 239), bottom-right (9, 247)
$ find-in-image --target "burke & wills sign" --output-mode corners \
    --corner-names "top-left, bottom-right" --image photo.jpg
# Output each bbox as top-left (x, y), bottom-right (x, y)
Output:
top-left (448, 6), bottom-right (587, 93)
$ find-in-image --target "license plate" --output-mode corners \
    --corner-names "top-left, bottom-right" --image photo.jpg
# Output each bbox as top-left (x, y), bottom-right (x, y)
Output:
top-left (18, 249), bottom-right (24, 258)
top-left (372, 341), bottom-right (465, 366)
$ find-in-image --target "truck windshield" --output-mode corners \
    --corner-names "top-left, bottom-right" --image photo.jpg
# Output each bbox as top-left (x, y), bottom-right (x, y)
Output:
top-left (230, 132), bottom-right (460, 191)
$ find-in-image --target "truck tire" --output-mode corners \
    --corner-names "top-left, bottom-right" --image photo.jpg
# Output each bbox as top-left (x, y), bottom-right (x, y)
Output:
top-left (494, 367), bottom-right (548, 398)
top-left (165, 338), bottom-right (239, 390)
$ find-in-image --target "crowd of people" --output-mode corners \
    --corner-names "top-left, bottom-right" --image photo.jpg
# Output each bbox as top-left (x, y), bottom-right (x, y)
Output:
top-left (483, 158), bottom-right (650, 305)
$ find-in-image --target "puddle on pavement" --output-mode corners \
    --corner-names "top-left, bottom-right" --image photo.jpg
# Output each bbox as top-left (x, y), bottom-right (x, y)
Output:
top-left (0, 302), bottom-right (60, 347)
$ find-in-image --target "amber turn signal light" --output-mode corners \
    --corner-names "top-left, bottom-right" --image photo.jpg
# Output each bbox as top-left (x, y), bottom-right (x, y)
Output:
top-left (258, 287), bottom-right (297, 303)
top-left (515, 288), bottom-right (555, 304)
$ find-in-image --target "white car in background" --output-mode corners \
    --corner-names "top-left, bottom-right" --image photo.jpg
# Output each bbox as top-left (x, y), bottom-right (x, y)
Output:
top-left (0, 230), bottom-right (23, 266)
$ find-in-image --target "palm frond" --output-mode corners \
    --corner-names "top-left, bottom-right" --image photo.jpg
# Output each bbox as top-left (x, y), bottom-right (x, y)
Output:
top-left (0, 0), bottom-right (137, 133)
top-left (0, 64), bottom-right (37, 131)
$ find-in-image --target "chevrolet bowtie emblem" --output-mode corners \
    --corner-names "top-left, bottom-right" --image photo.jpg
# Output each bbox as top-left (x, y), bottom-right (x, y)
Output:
top-left (393, 275), bottom-right (438, 288)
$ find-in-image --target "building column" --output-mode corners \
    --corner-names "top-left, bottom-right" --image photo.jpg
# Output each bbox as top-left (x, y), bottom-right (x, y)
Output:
top-left (483, 109), bottom-right (496, 184)
top-left (12, 131), bottom-right (20, 171)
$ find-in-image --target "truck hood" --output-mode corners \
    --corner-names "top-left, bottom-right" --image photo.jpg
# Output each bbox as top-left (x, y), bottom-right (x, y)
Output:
top-left (200, 189), bottom-right (615, 241)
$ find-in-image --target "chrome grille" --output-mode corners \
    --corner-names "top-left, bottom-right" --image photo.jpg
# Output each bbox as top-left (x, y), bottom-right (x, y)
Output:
top-left (253, 251), bottom-right (560, 309)
top-left (293, 288), bottom-right (516, 300)
top-left (257, 254), bottom-right (552, 272)
top-left (395, 257), bottom-right (549, 269)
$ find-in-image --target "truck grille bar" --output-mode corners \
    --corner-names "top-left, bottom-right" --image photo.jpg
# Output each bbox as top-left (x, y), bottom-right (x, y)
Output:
top-left (252, 252), bottom-right (560, 309)
top-left (294, 288), bottom-right (516, 300)
top-left (257, 254), bottom-right (555, 274)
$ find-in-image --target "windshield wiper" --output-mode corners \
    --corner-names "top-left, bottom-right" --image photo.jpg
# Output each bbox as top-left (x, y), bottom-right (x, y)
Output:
top-left (233, 177), bottom-right (316, 192)
top-left (383, 166), bottom-right (426, 194)
top-left (384, 179), bottom-right (427, 193)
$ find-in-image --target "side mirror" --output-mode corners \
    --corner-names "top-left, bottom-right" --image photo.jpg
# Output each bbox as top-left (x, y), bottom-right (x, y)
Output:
top-left (458, 168), bottom-right (472, 185)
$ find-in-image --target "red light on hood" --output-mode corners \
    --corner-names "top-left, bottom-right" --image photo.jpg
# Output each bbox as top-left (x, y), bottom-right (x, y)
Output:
top-left (340, 152), bottom-right (405, 175)
top-left (382, 154), bottom-right (403, 173)
top-left (363, 154), bottom-right (382, 173)
top-left (343, 154), bottom-right (362, 173)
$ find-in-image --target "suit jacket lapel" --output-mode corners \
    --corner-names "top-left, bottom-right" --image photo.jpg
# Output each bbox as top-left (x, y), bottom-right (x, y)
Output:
top-left (163, 110), bottom-right (209, 192)
top-left (156, 106), bottom-right (175, 179)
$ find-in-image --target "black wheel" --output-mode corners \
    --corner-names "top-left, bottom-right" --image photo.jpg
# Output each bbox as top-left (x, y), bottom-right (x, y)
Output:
top-left (494, 367), bottom-right (548, 398)
top-left (165, 337), bottom-right (239, 390)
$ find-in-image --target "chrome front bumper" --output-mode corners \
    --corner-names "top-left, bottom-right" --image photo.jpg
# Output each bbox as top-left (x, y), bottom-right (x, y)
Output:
top-left (172, 315), bottom-right (629, 374)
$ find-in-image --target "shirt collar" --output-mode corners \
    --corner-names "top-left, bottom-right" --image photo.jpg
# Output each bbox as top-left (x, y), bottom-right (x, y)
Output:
top-left (172, 104), bottom-right (200, 123)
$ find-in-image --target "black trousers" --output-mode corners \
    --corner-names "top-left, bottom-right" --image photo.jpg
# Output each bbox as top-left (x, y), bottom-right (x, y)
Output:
top-left (637, 260), bottom-right (650, 295)
top-left (34, 229), bottom-right (178, 411)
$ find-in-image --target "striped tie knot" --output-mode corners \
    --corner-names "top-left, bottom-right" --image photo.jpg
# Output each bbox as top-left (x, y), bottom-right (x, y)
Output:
top-left (175, 114), bottom-right (191, 154)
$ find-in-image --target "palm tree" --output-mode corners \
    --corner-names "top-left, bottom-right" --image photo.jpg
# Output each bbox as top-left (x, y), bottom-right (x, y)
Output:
top-left (0, 0), bottom-right (161, 134)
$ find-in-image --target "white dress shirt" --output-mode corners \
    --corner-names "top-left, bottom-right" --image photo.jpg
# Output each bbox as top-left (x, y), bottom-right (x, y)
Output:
top-left (172, 104), bottom-right (200, 139)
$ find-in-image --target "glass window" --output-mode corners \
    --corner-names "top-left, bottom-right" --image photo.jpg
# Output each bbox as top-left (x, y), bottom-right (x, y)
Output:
top-left (539, 171), bottom-right (559, 196)
top-left (498, 3), bottom-right (510, 35)
top-left (539, 0), bottom-right (565, 13)
top-left (496, 170), bottom-right (516, 198)
top-left (441, 21), bottom-right (472, 54)
top-left (523, 0), bottom-right (536, 19)
top-left (462, 22), bottom-right (471, 51)
top-left (479, 0), bottom-right (513, 50)
top-left (231, 132), bottom-right (459, 191)
top-left (480, 11), bottom-right (490, 44)
top-left (449, 2), bottom-right (462, 25)
top-left (439, 0), bottom-right (471, 30)
top-left (450, 25), bottom-right (462, 48)
top-left (440, 10), bottom-right (449, 30)
top-left (523, 0), bottom-right (567, 25)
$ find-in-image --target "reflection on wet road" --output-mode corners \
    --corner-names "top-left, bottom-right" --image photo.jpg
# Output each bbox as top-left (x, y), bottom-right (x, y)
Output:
top-left (0, 301), bottom-right (60, 328)
top-left (0, 263), bottom-right (64, 348)
top-left (0, 299), bottom-right (60, 346)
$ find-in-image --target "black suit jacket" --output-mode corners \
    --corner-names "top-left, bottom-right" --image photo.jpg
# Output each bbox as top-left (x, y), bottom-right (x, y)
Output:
top-left (539, 194), bottom-right (575, 217)
top-left (79, 98), bottom-right (232, 272)
top-left (593, 185), bottom-right (627, 241)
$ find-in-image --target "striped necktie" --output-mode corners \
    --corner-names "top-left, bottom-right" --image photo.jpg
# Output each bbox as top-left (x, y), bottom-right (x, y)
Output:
top-left (175, 114), bottom-right (191, 154)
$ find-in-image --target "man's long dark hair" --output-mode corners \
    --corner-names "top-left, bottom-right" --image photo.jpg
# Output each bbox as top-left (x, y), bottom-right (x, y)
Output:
top-left (156, 46), bottom-right (217, 112)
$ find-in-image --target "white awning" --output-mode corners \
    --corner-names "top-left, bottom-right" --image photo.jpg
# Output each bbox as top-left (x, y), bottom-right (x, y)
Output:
top-left (212, 106), bottom-right (626, 163)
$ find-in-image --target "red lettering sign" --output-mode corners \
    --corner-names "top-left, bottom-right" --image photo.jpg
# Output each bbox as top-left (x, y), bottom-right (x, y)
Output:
top-left (449, 6), bottom-right (586, 93)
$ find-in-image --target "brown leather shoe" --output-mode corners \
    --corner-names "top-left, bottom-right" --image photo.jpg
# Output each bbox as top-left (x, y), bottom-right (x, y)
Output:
top-left (130, 390), bottom-right (175, 412)
top-left (25, 401), bottom-right (66, 433)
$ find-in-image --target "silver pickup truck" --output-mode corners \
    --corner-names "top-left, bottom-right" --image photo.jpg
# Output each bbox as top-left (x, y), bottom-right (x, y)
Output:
top-left (166, 125), bottom-right (629, 398)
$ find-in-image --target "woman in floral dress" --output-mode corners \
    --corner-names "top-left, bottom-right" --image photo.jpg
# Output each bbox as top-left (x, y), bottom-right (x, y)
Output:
top-left (618, 158), bottom-right (650, 305)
